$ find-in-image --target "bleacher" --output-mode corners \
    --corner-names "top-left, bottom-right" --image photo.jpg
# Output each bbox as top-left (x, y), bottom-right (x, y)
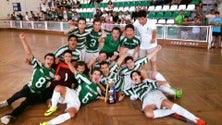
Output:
top-left (74, 0), bottom-right (206, 24)
top-left (74, 0), bottom-right (216, 24)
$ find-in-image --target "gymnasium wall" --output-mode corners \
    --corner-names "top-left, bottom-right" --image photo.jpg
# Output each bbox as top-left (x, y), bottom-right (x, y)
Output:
top-left (0, 0), bottom-right (40, 19)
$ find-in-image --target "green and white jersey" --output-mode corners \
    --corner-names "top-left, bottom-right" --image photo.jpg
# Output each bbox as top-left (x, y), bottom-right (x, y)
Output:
top-left (85, 30), bottom-right (102, 53)
top-left (120, 36), bottom-right (140, 50)
top-left (54, 45), bottom-right (81, 61)
top-left (93, 58), bottom-right (111, 69)
top-left (74, 73), bottom-right (101, 105)
top-left (120, 56), bottom-right (149, 90)
top-left (28, 57), bottom-right (55, 93)
top-left (101, 35), bottom-right (120, 57)
top-left (69, 28), bottom-right (90, 50)
top-left (100, 63), bottom-right (123, 91)
top-left (123, 80), bottom-right (158, 102)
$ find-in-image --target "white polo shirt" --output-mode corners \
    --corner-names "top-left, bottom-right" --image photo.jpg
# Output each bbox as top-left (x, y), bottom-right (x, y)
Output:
top-left (133, 19), bottom-right (157, 50)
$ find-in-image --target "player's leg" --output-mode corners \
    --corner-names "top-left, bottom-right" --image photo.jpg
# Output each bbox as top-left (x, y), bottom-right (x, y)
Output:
top-left (0, 85), bottom-right (31, 108)
top-left (44, 85), bottom-right (67, 116)
top-left (143, 90), bottom-right (174, 119)
top-left (41, 87), bottom-right (80, 125)
top-left (161, 99), bottom-right (205, 124)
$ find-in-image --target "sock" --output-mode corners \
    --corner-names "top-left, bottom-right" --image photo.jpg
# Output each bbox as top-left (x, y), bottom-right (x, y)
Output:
top-left (155, 72), bottom-right (166, 81)
top-left (153, 109), bottom-right (175, 118)
top-left (51, 90), bottom-right (60, 108)
top-left (171, 104), bottom-right (198, 123)
top-left (48, 112), bottom-right (71, 124)
top-left (158, 84), bottom-right (175, 95)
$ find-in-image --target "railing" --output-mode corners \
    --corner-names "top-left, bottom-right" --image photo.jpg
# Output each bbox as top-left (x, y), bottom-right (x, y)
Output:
top-left (0, 20), bottom-right (212, 49)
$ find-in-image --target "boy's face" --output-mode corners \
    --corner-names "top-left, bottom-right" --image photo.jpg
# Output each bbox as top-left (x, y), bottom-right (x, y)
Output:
top-left (91, 70), bottom-right (101, 83)
top-left (100, 64), bottom-right (109, 76)
top-left (93, 21), bottom-right (101, 32)
top-left (138, 17), bottom-right (147, 26)
top-left (111, 30), bottom-right (120, 41)
top-left (68, 37), bottom-right (77, 50)
top-left (126, 59), bottom-right (134, 70)
top-left (44, 56), bottom-right (55, 68)
top-left (98, 53), bottom-right (107, 62)
top-left (131, 72), bottom-right (141, 84)
top-left (63, 53), bottom-right (72, 63)
top-left (77, 65), bottom-right (86, 74)
top-left (78, 20), bottom-right (86, 30)
top-left (125, 28), bottom-right (135, 39)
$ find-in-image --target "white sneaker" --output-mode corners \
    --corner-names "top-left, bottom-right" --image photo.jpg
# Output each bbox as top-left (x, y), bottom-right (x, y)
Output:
top-left (0, 115), bottom-right (14, 125)
top-left (0, 100), bottom-right (8, 108)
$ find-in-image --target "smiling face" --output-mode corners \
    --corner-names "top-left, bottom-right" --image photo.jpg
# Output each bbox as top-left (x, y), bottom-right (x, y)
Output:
top-left (93, 21), bottom-right (101, 32)
top-left (126, 59), bottom-right (135, 70)
top-left (63, 52), bottom-right (72, 64)
top-left (44, 55), bottom-right (55, 69)
top-left (91, 70), bottom-right (101, 83)
top-left (78, 20), bottom-right (86, 31)
top-left (100, 63), bottom-right (109, 76)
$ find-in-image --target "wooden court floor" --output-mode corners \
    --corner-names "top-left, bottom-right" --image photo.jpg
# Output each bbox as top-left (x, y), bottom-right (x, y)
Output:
top-left (0, 30), bottom-right (222, 125)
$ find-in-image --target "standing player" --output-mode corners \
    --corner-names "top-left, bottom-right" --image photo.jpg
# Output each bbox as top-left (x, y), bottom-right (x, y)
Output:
top-left (84, 19), bottom-right (103, 63)
top-left (133, 10), bottom-right (158, 72)
top-left (54, 34), bottom-right (81, 63)
top-left (120, 24), bottom-right (140, 59)
top-left (0, 33), bottom-right (55, 124)
top-left (40, 62), bottom-right (104, 125)
top-left (66, 17), bottom-right (92, 60)
top-left (99, 27), bottom-right (121, 57)
top-left (118, 70), bottom-right (206, 125)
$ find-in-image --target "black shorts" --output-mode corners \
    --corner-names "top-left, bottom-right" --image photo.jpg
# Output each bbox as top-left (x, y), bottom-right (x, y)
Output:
top-left (212, 32), bottom-right (221, 37)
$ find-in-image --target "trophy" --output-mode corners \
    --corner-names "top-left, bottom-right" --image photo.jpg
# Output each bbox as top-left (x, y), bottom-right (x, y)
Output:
top-left (105, 78), bottom-right (117, 104)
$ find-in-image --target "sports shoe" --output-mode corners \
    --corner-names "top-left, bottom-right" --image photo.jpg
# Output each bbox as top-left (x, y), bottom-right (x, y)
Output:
top-left (44, 107), bottom-right (57, 116)
top-left (1, 115), bottom-right (15, 124)
top-left (176, 89), bottom-right (183, 98)
top-left (0, 100), bottom-right (8, 108)
top-left (170, 113), bottom-right (188, 122)
top-left (196, 119), bottom-right (206, 125)
top-left (40, 122), bottom-right (49, 125)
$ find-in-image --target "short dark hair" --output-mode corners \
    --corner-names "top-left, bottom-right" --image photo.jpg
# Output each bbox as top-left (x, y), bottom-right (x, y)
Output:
top-left (125, 24), bottom-right (134, 31)
top-left (62, 50), bottom-right (72, 56)
top-left (93, 18), bottom-right (101, 24)
top-left (78, 17), bottom-right (86, 23)
top-left (124, 56), bottom-right (133, 63)
top-left (100, 61), bottom-right (109, 67)
top-left (76, 61), bottom-right (86, 67)
top-left (112, 27), bottom-right (121, 33)
top-left (91, 68), bottom-right (101, 75)
top-left (68, 34), bottom-right (78, 41)
top-left (137, 10), bottom-right (147, 18)
top-left (44, 53), bottom-right (55, 61)
top-left (130, 70), bottom-right (141, 79)
top-left (99, 50), bottom-right (108, 56)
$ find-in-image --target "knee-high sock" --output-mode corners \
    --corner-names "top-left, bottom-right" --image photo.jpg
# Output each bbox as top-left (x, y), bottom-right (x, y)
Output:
top-left (155, 72), bottom-right (166, 81)
top-left (158, 84), bottom-right (175, 95)
top-left (51, 90), bottom-right (60, 108)
top-left (171, 104), bottom-right (198, 123)
top-left (48, 112), bottom-right (71, 125)
top-left (153, 109), bottom-right (175, 118)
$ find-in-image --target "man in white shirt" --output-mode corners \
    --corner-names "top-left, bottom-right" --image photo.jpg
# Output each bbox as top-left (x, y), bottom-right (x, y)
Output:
top-left (133, 10), bottom-right (158, 72)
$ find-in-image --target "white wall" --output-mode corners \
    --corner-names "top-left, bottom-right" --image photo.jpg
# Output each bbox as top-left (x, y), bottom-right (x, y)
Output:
top-left (0, 0), bottom-right (40, 19)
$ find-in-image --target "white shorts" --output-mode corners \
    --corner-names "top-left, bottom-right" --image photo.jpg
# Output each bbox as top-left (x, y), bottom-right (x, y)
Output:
top-left (142, 90), bottom-right (167, 110)
top-left (59, 87), bottom-right (81, 112)
top-left (139, 47), bottom-right (157, 62)
top-left (84, 52), bottom-right (99, 63)
top-left (80, 48), bottom-right (86, 61)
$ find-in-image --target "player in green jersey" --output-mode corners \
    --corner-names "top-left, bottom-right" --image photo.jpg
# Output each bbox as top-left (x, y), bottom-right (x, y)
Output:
top-left (120, 24), bottom-right (140, 60)
top-left (40, 62), bottom-right (105, 125)
top-left (85, 19), bottom-right (102, 63)
top-left (118, 70), bottom-right (206, 125)
top-left (54, 34), bottom-right (81, 63)
top-left (0, 33), bottom-right (56, 125)
top-left (99, 27), bottom-right (121, 57)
